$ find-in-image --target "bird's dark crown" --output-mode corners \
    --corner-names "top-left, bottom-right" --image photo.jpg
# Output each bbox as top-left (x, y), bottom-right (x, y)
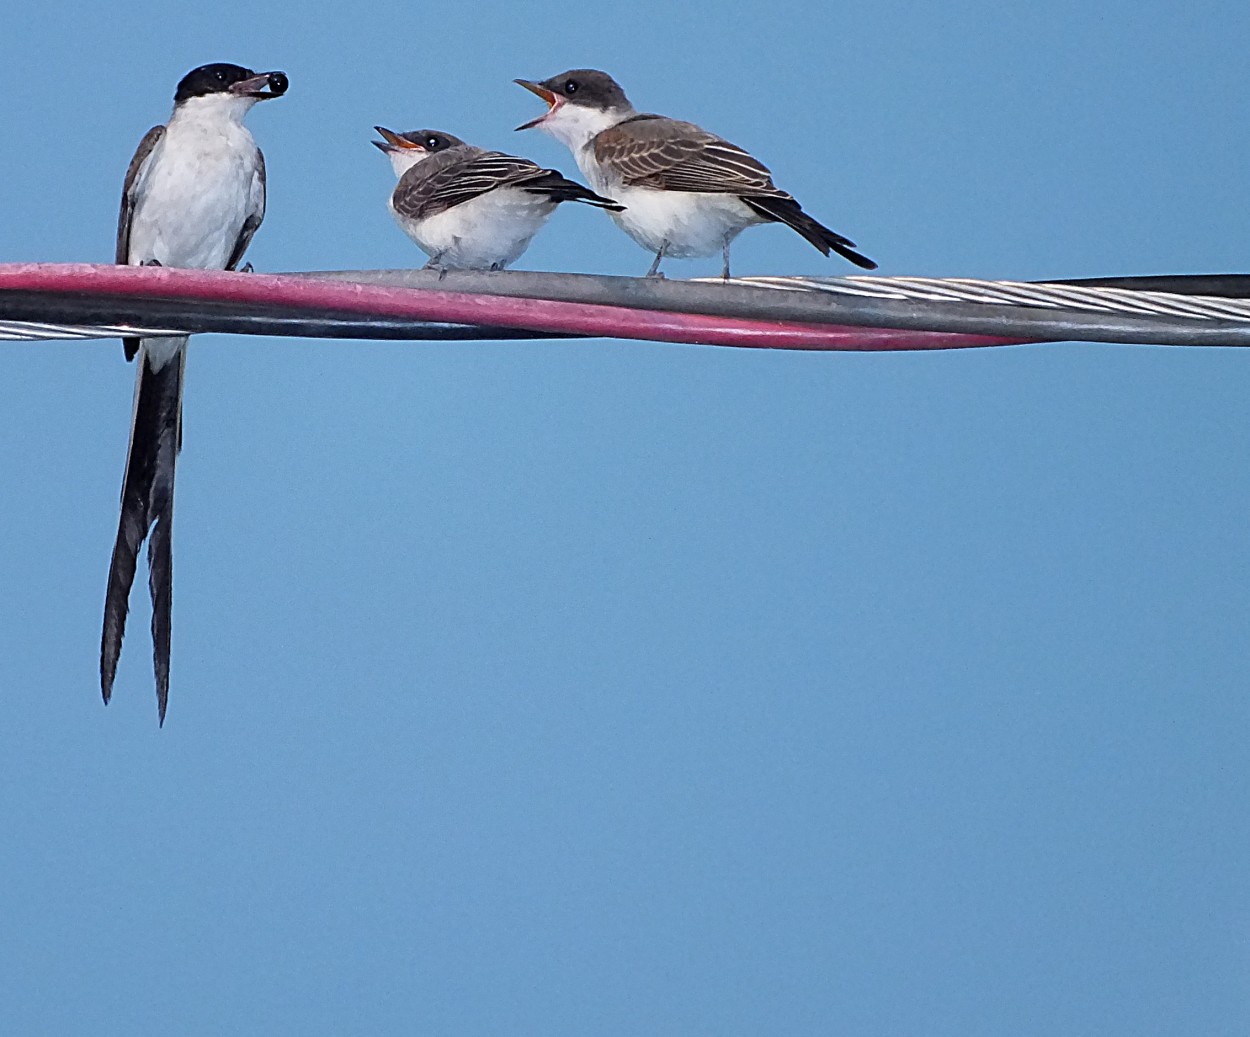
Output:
top-left (537, 69), bottom-right (633, 111)
top-left (397, 129), bottom-right (466, 152)
top-left (174, 63), bottom-right (288, 104)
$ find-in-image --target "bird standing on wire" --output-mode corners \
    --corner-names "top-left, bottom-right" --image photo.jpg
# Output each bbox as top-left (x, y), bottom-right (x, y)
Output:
top-left (373, 127), bottom-right (623, 272)
top-left (103, 62), bottom-right (288, 724)
top-left (515, 69), bottom-right (875, 279)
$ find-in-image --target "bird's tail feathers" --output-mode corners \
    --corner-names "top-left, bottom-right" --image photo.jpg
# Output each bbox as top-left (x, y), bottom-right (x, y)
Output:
top-left (743, 195), bottom-right (876, 270)
top-left (526, 172), bottom-right (625, 211)
top-left (102, 336), bottom-right (186, 724)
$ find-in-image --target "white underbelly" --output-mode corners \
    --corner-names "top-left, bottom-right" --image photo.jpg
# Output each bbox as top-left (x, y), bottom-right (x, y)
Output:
top-left (578, 153), bottom-right (762, 258)
top-left (611, 187), bottom-right (761, 256)
top-left (128, 132), bottom-right (258, 270)
top-left (142, 335), bottom-right (187, 371)
top-left (392, 189), bottom-right (556, 270)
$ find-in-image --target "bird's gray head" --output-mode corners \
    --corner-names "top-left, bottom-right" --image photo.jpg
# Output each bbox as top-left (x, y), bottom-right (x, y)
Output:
top-left (514, 69), bottom-right (635, 150)
top-left (372, 126), bottom-right (467, 177)
top-left (372, 127), bottom-right (466, 155)
top-left (514, 69), bottom-right (633, 127)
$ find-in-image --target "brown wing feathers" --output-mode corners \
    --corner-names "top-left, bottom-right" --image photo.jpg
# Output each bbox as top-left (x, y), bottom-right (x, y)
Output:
top-left (595, 115), bottom-right (876, 269)
top-left (392, 148), bottom-right (621, 221)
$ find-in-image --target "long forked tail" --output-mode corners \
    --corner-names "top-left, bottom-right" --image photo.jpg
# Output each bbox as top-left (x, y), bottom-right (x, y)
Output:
top-left (743, 195), bottom-right (877, 270)
top-left (101, 336), bottom-right (186, 725)
top-left (525, 171), bottom-right (625, 211)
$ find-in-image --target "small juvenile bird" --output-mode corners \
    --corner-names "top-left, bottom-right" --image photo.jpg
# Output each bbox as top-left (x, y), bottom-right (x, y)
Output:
top-left (105, 62), bottom-right (288, 724)
top-left (373, 127), bottom-right (623, 271)
top-left (515, 69), bottom-right (876, 279)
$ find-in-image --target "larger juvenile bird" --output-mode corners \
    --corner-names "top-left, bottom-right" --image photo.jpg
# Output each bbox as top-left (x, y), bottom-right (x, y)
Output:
top-left (104, 62), bottom-right (288, 724)
top-left (373, 126), bottom-right (622, 271)
top-left (515, 69), bottom-right (875, 278)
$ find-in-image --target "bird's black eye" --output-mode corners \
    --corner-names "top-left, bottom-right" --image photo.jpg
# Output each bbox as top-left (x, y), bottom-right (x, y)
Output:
top-left (564, 80), bottom-right (578, 95)
top-left (215, 69), bottom-right (227, 82)
top-left (426, 136), bottom-right (440, 149)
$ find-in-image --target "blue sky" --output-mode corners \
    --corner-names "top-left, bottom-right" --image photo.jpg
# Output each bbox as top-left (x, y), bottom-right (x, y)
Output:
top-left (1, 1), bottom-right (1248, 1033)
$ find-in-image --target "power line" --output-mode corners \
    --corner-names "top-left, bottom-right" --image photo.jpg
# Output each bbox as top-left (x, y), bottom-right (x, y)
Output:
top-left (2, 263), bottom-right (1249, 349)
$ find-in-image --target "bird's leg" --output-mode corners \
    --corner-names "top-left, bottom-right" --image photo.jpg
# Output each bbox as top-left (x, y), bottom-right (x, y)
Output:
top-left (140, 259), bottom-right (162, 267)
top-left (238, 262), bottom-right (254, 274)
top-left (645, 242), bottom-right (668, 279)
top-left (423, 253), bottom-right (449, 281)
top-left (721, 236), bottom-right (733, 282)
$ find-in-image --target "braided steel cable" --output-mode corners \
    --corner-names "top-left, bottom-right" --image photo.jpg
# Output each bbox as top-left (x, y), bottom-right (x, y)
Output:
top-left (726, 274), bottom-right (1250, 321)
top-left (0, 320), bottom-right (184, 341)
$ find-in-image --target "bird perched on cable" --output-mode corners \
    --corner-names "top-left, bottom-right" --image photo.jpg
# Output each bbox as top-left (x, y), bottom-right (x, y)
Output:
top-left (515, 69), bottom-right (875, 279)
top-left (103, 62), bottom-right (288, 724)
top-left (373, 127), bottom-right (623, 271)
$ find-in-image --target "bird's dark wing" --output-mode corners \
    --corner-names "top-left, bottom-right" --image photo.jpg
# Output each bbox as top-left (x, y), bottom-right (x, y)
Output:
top-left (117, 125), bottom-right (164, 361)
top-left (392, 147), bottom-right (554, 220)
top-left (455, 151), bottom-right (622, 209)
top-left (516, 169), bottom-right (623, 210)
top-left (593, 115), bottom-right (777, 194)
top-left (116, 125), bottom-right (164, 265)
top-left (226, 149), bottom-right (266, 272)
top-left (597, 114), bottom-right (877, 269)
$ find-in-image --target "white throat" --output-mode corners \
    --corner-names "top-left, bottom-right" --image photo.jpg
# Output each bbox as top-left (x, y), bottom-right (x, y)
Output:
top-left (536, 102), bottom-right (632, 153)
top-left (171, 91), bottom-right (259, 127)
top-left (386, 148), bottom-right (431, 178)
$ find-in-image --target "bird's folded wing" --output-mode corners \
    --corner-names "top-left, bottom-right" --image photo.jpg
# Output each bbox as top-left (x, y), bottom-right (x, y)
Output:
top-left (593, 116), bottom-right (782, 196)
top-left (226, 151), bottom-right (266, 272)
top-left (117, 125), bottom-right (166, 361)
top-left (392, 150), bottom-right (553, 220)
top-left (117, 125), bottom-right (165, 266)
